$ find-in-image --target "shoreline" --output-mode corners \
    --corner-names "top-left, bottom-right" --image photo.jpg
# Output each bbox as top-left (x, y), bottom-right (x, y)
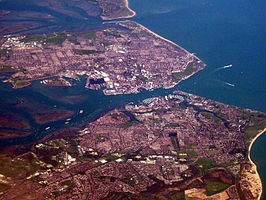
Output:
top-left (248, 128), bottom-right (266, 200)
top-left (101, 0), bottom-right (136, 20)
top-left (102, 0), bottom-right (204, 64)
top-left (117, 20), bottom-right (206, 65)
top-left (116, 20), bottom-right (206, 67)
top-left (102, 20), bottom-right (207, 96)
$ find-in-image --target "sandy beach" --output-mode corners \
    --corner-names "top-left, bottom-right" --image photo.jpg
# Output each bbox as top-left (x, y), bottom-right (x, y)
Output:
top-left (101, 0), bottom-right (136, 20)
top-left (248, 128), bottom-right (266, 200)
top-left (123, 0), bottom-right (136, 18)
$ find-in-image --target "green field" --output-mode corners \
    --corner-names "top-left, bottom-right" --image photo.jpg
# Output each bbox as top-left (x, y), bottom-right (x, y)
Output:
top-left (244, 114), bottom-right (266, 144)
top-left (119, 121), bottom-right (139, 128)
top-left (14, 80), bottom-right (31, 88)
top-left (195, 158), bottom-right (216, 170)
top-left (0, 65), bottom-right (14, 72)
top-left (21, 31), bottom-right (97, 45)
top-left (171, 62), bottom-right (197, 82)
top-left (204, 179), bottom-right (230, 196)
top-left (73, 49), bottom-right (103, 55)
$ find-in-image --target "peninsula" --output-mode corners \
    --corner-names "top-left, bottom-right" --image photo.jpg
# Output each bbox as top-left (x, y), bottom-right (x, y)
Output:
top-left (0, 91), bottom-right (265, 200)
top-left (0, 21), bottom-right (205, 95)
top-left (98, 0), bottom-right (136, 20)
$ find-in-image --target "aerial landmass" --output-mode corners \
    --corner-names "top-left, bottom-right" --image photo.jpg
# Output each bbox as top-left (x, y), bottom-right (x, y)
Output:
top-left (0, 91), bottom-right (265, 199)
top-left (0, 21), bottom-right (205, 95)
top-left (98, 0), bottom-right (136, 19)
top-left (0, 0), bottom-right (265, 200)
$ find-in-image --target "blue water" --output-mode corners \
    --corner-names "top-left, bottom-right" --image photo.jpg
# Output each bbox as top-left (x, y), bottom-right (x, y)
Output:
top-left (251, 131), bottom-right (266, 199)
top-left (1, 0), bottom-right (266, 198)
top-left (0, 76), bottom-right (182, 146)
top-left (130, 0), bottom-right (266, 112)
top-left (0, 0), bottom-right (103, 35)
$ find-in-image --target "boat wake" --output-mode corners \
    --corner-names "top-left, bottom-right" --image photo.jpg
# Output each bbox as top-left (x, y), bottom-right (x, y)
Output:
top-left (224, 82), bottom-right (235, 87)
top-left (210, 79), bottom-right (236, 87)
top-left (211, 64), bottom-right (233, 73)
top-left (222, 64), bottom-right (233, 69)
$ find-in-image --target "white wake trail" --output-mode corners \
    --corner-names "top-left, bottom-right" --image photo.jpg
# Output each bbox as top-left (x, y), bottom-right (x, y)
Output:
top-left (209, 79), bottom-right (236, 87)
top-left (211, 64), bottom-right (233, 73)
top-left (224, 82), bottom-right (235, 87)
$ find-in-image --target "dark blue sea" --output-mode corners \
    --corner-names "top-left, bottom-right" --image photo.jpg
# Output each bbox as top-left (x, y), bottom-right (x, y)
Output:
top-left (1, 0), bottom-right (266, 198)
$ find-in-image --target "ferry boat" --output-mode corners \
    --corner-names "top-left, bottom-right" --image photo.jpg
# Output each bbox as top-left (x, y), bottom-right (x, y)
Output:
top-left (223, 64), bottom-right (233, 68)
top-left (225, 82), bottom-right (235, 87)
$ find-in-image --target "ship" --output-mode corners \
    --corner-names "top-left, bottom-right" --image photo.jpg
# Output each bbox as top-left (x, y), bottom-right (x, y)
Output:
top-left (223, 64), bottom-right (233, 68)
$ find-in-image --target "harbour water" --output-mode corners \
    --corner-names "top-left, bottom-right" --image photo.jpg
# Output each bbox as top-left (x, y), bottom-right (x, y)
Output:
top-left (0, 76), bottom-right (182, 146)
top-left (0, 0), bottom-right (266, 198)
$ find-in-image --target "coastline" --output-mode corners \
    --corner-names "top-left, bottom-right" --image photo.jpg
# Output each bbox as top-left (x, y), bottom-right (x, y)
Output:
top-left (117, 20), bottom-right (206, 66)
top-left (248, 128), bottom-right (266, 200)
top-left (101, 0), bottom-right (136, 20)
top-left (121, 0), bottom-right (136, 19)
top-left (101, 0), bottom-right (204, 65)
top-left (102, 20), bottom-right (207, 95)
